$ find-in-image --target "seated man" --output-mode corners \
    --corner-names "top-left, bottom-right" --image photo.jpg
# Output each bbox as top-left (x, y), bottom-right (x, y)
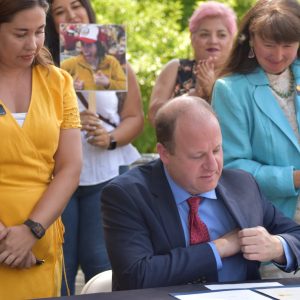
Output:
top-left (101, 96), bottom-right (300, 290)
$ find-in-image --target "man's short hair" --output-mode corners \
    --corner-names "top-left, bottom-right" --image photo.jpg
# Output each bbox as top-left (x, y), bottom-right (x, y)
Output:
top-left (154, 96), bottom-right (215, 154)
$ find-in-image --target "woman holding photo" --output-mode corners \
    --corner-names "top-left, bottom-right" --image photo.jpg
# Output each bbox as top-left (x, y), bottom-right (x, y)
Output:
top-left (45, 0), bottom-right (144, 295)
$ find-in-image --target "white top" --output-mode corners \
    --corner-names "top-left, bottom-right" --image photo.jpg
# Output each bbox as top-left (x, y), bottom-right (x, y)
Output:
top-left (11, 112), bottom-right (27, 127)
top-left (78, 91), bottom-right (140, 185)
top-left (267, 68), bottom-right (300, 144)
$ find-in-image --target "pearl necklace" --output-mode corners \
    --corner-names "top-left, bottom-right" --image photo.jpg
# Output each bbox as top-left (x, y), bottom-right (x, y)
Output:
top-left (269, 69), bottom-right (295, 99)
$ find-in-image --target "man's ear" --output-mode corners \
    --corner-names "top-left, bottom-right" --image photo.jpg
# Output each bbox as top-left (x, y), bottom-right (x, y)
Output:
top-left (156, 143), bottom-right (170, 165)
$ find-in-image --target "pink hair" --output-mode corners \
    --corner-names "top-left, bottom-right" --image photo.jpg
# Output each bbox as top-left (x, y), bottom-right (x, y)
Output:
top-left (189, 1), bottom-right (237, 36)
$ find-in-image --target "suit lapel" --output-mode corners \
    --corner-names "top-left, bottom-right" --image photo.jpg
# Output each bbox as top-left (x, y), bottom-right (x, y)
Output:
top-left (247, 63), bottom-right (300, 151)
top-left (292, 61), bottom-right (300, 138)
top-left (216, 179), bottom-right (248, 229)
top-left (149, 160), bottom-right (186, 248)
top-left (216, 170), bottom-right (265, 229)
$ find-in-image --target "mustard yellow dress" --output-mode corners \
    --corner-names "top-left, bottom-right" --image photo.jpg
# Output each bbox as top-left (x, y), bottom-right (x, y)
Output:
top-left (61, 54), bottom-right (127, 91)
top-left (0, 65), bottom-right (80, 299)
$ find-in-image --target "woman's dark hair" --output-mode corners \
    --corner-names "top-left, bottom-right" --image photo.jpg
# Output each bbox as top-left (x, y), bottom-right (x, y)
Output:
top-left (79, 39), bottom-right (106, 61)
top-left (222, 0), bottom-right (300, 76)
top-left (0, 0), bottom-right (53, 66)
top-left (117, 26), bottom-right (125, 42)
top-left (95, 40), bottom-right (106, 60)
top-left (45, 0), bottom-right (96, 65)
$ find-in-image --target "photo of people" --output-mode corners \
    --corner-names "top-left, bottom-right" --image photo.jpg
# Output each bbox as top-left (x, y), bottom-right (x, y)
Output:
top-left (60, 23), bottom-right (127, 92)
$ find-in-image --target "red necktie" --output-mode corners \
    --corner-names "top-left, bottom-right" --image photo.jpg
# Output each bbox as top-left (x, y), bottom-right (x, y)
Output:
top-left (187, 196), bottom-right (210, 245)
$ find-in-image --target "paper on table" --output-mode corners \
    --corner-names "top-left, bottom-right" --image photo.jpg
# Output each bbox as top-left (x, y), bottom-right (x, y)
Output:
top-left (172, 289), bottom-right (273, 300)
top-left (205, 281), bottom-right (282, 290)
top-left (256, 286), bottom-right (300, 299)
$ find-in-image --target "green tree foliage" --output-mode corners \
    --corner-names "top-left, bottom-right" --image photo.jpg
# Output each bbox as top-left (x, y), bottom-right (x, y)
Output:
top-left (92, 0), bottom-right (256, 153)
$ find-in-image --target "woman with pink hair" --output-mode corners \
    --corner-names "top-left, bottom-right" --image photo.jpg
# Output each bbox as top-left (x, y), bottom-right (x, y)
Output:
top-left (148, 1), bottom-right (237, 125)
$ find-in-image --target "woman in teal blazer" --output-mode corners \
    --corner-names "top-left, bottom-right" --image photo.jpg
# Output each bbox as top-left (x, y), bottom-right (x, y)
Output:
top-left (212, 0), bottom-right (300, 220)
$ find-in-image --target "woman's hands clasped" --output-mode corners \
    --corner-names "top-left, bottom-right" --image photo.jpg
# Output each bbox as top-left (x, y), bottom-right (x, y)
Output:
top-left (0, 221), bottom-right (38, 269)
top-left (94, 71), bottom-right (110, 89)
top-left (192, 57), bottom-right (216, 99)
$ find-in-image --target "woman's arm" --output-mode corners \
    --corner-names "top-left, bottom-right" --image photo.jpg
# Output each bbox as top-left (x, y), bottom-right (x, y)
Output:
top-left (293, 170), bottom-right (300, 189)
top-left (87, 63), bottom-right (144, 148)
top-left (111, 63), bottom-right (144, 146)
top-left (29, 128), bottom-right (82, 227)
top-left (148, 59), bottom-right (179, 126)
top-left (0, 128), bottom-right (82, 268)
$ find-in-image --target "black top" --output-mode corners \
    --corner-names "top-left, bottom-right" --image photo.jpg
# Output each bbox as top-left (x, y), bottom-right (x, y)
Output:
top-left (174, 59), bottom-right (196, 97)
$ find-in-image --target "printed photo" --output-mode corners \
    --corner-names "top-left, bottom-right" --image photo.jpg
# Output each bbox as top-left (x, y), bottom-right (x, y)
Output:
top-left (59, 23), bottom-right (127, 92)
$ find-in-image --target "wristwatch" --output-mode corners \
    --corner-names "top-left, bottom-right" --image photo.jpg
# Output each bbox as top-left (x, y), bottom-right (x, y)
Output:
top-left (107, 135), bottom-right (117, 150)
top-left (24, 219), bottom-right (45, 239)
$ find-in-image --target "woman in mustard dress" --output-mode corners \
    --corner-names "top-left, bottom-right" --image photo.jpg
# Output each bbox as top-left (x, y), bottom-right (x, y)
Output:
top-left (0, 0), bottom-right (82, 299)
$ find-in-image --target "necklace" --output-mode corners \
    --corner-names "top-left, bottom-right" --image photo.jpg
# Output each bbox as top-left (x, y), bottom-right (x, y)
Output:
top-left (269, 69), bottom-right (295, 99)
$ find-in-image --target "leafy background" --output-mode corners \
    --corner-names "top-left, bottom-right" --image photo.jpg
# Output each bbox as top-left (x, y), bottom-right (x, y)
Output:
top-left (92, 0), bottom-right (256, 153)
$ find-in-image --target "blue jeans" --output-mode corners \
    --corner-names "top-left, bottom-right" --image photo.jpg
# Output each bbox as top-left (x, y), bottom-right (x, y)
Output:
top-left (61, 181), bottom-right (111, 295)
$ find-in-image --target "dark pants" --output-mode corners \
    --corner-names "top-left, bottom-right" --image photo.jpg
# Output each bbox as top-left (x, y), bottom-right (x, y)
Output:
top-left (61, 181), bottom-right (111, 295)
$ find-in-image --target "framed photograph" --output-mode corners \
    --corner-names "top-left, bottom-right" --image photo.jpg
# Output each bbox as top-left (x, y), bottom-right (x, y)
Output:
top-left (59, 23), bottom-right (127, 92)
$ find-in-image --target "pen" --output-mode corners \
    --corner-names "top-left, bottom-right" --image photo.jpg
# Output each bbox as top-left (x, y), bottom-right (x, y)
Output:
top-left (36, 259), bottom-right (45, 266)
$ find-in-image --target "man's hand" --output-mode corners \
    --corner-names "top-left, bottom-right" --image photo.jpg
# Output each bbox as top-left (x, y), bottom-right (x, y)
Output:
top-left (239, 226), bottom-right (285, 264)
top-left (213, 228), bottom-right (241, 258)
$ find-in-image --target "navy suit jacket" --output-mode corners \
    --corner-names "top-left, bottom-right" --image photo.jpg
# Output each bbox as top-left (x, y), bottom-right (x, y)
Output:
top-left (101, 159), bottom-right (300, 290)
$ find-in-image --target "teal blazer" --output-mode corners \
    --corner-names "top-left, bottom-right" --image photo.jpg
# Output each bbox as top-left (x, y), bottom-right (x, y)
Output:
top-left (212, 59), bottom-right (300, 218)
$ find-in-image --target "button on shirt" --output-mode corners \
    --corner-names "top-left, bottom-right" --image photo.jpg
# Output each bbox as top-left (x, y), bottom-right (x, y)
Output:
top-left (164, 167), bottom-right (294, 282)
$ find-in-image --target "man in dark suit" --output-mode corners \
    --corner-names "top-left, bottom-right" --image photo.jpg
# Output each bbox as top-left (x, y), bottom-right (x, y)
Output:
top-left (101, 96), bottom-right (300, 291)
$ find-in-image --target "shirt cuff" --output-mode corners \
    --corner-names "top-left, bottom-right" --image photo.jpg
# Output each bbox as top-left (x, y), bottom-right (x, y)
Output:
top-left (208, 242), bottom-right (222, 270)
top-left (273, 236), bottom-right (295, 272)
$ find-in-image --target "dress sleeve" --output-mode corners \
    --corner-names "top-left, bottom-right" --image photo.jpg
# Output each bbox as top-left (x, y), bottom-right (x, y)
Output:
top-left (60, 69), bottom-right (81, 129)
